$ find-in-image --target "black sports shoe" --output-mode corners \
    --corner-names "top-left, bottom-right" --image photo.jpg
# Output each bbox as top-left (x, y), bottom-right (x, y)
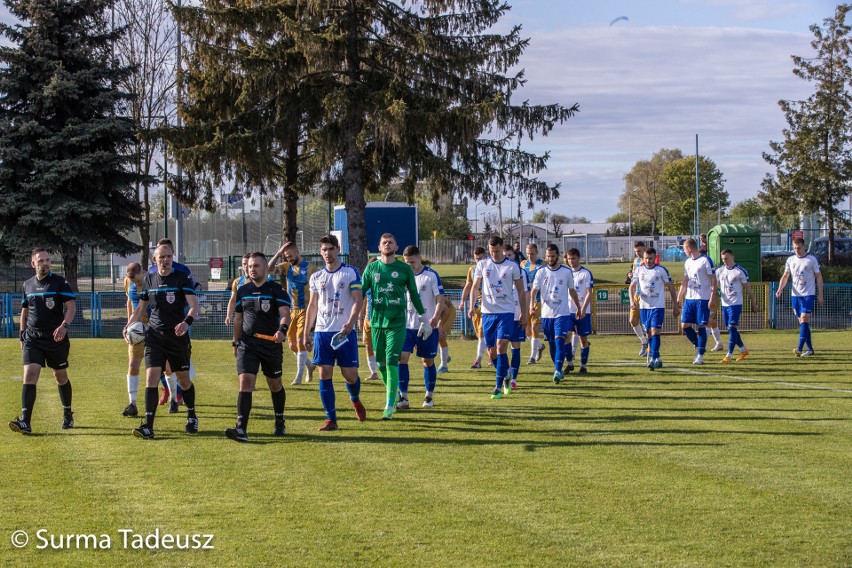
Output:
top-left (9, 417), bottom-right (32, 435)
top-left (61, 412), bottom-right (74, 430)
top-left (133, 424), bottom-right (155, 439)
top-left (123, 403), bottom-right (138, 417)
top-left (565, 362), bottom-right (575, 373)
top-left (185, 416), bottom-right (199, 434)
top-left (578, 367), bottom-right (588, 374)
top-left (225, 427), bottom-right (248, 442)
top-left (168, 400), bottom-right (179, 414)
top-left (273, 420), bottom-right (286, 437)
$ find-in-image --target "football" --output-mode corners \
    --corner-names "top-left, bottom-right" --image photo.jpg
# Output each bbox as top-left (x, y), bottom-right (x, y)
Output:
top-left (126, 321), bottom-right (148, 345)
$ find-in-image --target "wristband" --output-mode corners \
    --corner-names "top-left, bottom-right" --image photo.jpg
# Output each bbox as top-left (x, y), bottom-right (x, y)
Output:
top-left (62, 322), bottom-right (70, 329)
top-left (279, 323), bottom-right (289, 334)
top-left (232, 340), bottom-right (239, 347)
top-left (183, 316), bottom-right (194, 326)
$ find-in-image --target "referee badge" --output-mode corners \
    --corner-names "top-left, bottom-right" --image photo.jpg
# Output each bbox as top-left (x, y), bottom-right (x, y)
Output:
top-left (261, 299), bottom-right (271, 312)
top-left (45, 297), bottom-right (55, 309)
top-left (166, 291), bottom-right (176, 304)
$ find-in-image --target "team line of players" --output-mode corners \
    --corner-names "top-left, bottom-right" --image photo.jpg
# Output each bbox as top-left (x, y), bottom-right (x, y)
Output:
top-left (8, 234), bottom-right (824, 440)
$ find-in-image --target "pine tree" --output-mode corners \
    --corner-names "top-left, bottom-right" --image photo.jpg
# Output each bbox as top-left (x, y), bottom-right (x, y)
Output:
top-left (0, 0), bottom-right (142, 289)
top-left (762, 3), bottom-right (852, 264)
top-left (172, 0), bottom-right (578, 268)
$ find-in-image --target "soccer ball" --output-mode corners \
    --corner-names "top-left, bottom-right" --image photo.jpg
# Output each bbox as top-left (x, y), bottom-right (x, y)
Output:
top-left (126, 322), bottom-right (148, 345)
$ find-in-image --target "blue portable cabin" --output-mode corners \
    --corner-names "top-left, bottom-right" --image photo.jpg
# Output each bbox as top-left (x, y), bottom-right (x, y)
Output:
top-left (333, 202), bottom-right (419, 254)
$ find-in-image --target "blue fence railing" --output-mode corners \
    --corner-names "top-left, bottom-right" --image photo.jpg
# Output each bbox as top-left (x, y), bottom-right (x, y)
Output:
top-left (2, 285), bottom-right (851, 338)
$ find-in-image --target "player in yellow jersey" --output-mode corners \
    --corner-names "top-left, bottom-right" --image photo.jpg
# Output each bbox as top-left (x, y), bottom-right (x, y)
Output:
top-left (460, 246), bottom-right (487, 368)
top-left (271, 241), bottom-right (318, 385)
top-left (436, 296), bottom-right (456, 373)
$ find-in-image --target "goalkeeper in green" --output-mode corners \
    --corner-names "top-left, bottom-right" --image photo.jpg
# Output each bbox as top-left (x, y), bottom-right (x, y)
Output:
top-left (361, 233), bottom-right (430, 420)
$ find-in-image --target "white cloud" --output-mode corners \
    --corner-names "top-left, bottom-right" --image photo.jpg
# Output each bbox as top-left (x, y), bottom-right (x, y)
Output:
top-left (504, 25), bottom-right (814, 221)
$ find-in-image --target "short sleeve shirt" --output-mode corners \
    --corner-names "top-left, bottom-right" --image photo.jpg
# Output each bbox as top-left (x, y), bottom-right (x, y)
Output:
top-left (531, 265), bottom-right (575, 318)
top-left (632, 264), bottom-right (672, 309)
top-left (569, 267), bottom-right (594, 315)
top-left (716, 264), bottom-right (750, 307)
top-left (141, 270), bottom-right (196, 332)
top-left (286, 259), bottom-right (317, 310)
top-left (474, 257), bottom-right (522, 315)
top-left (22, 272), bottom-right (76, 333)
top-left (309, 263), bottom-right (362, 333)
top-left (784, 254), bottom-right (821, 297)
top-left (406, 267), bottom-right (444, 329)
top-left (683, 255), bottom-right (715, 301)
top-left (361, 259), bottom-right (424, 329)
top-left (235, 280), bottom-right (292, 337)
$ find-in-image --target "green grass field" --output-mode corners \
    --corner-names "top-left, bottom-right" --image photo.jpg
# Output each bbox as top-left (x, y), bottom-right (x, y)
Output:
top-left (1, 331), bottom-right (851, 567)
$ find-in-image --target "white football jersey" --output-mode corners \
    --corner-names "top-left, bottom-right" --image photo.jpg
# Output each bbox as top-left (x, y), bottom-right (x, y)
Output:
top-left (716, 264), bottom-right (750, 307)
top-left (474, 257), bottom-right (522, 315)
top-left (531, 265), bottom-right (575, 318)
top-left (784, 254), bottom-right (821, 297)
top-left (683, 255), bottom-right (715, 301)
top-left (309, 263), bottom-right (362, 332)
top-left (406, 266), bottom-right (444, 329)
top-left (569, 266), bottom-right (594, 316)
top-left (632, 264), bottom-right (672, 309)
top-left (511, 267), bottom-right (530, 320)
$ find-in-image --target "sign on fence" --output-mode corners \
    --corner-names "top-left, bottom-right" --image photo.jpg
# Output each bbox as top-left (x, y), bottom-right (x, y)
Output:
top-left (596, 289), bottom-right (609, 302)
top-left (620, 289), bottom-right (630, 305)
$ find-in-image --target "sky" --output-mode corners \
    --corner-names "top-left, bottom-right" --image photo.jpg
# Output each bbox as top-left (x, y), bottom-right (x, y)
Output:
top-left (481, 0), bottom-right (836, 223)
top-left (0, 0), bottom-right (839, 224)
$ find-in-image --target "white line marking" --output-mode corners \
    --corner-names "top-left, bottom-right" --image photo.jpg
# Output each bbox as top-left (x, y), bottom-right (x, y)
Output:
top-left (604, 361), bottom-right (852, 394)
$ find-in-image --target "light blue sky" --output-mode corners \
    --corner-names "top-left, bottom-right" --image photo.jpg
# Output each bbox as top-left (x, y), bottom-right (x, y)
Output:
top-left (483, 0), bottom-right (836, 223)
top-left (1, 1), bottom-right (838, 223)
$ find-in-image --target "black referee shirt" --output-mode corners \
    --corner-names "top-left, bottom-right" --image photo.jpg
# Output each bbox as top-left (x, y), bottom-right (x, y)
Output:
top-left (235, 280), bottom-right (291, 337)
top-left (21, 272), bottom-right (76, 333)
top-left (140, 269), bottom-right (196, 332)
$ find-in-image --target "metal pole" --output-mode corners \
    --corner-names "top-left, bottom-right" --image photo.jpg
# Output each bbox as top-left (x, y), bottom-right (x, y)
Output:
top-left (695, 134), bottom-right (700, 239)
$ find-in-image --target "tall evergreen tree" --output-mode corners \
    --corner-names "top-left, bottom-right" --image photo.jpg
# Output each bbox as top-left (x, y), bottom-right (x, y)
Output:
top-left (0, 0), bottom-right (142, 289)
top-left (168, 0), bottom-right (324, 245)
top-left (762, 3), bottom-right (852, 264)
top-left (172, 0), bottom-right (578, 268)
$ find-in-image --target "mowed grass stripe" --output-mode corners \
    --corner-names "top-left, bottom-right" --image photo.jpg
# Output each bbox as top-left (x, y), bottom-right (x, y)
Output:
top-left (1, 333), bottom-right (851, 567)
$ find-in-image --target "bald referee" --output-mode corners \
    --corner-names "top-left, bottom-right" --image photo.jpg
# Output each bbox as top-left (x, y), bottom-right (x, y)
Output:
top-left (9, 248), bottom-right (77, 435)
top-left (124, 243), bottom-right (199, 439)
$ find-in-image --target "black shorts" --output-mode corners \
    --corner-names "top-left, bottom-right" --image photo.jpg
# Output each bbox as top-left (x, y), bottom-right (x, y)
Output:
top-left (144, 328), bottom-right (192, 372)
top-left (22, 333), bottom-right (70, 369)
top-left (236, 338), bottom-right (283, 379)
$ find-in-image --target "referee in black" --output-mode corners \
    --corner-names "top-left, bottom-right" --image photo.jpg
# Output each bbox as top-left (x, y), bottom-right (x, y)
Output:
top-left (228, 252), bottom-right (292, 442)
top-left (123, 243), bottom-right (199, 439)
top-left (9, 249), bottom-right (77, 434)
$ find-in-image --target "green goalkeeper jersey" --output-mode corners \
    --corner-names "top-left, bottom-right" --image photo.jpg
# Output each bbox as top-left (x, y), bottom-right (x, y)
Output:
top-left (361, 259), bottom-right (425, 329)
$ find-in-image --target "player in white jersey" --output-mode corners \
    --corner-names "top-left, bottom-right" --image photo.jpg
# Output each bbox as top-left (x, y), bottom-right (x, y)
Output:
top-left (470, 236), bottom-right (527, 399)
top-left (630, 248), bottom-right (679, 369)
top-left (676, 238), bottom-right (718, 365)
top-left (397, 245), bottom-right (444, 409)
top-left (529, 243), bottom-right (580, 385)
top-left (776, 237), bottom-right (824, 357)
top-left (503, 245), bottom-right (528, 391)
top-left (564, 248), bottom-right (593, 374)
top-left (303, 234), bottom-right (367, 431)
top-left (716, 249), bottom-right (759, 363)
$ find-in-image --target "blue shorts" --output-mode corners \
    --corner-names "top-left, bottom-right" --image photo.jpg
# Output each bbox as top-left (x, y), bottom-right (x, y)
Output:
top-left (572, 313), bottom-right (592, 337)
top-left (792, 295), bottom-right (815, 317)
top-left (401, 327), bottom-right (439, 359)
top-left (481, 313), bottom-right (514, 348)
top-left (640, 308), bottom-right (665, 332)
top-left (541, 315), bottom-right (574, 342)
top-left (510, 320), bottom-right (526, 343)
top-left (312, 330), bottom-right (359, 368)
top-left (722, 305), bottom-right (743, 327)
top-left (681, 299), bottom-right (710, 326)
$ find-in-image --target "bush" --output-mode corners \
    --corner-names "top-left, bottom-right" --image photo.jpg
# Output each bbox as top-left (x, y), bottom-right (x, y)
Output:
top-left (762, 256), bottom-right (852, 283)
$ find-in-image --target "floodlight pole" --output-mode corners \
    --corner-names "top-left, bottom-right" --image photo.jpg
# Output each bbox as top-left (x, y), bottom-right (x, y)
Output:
top-left (694, 134), bottom-right (700, 239)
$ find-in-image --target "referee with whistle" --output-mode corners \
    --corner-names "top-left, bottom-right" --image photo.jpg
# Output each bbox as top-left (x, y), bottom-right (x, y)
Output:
top-left (228, 252), bottom-right (292, 442)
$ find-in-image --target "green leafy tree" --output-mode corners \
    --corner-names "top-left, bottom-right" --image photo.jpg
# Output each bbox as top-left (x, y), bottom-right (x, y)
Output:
top-left (659, 155), bottom-right (729, 235)
top-left (762, 3), bottom-right (852, 264)
top-left (0, 0), bottom-right (142, 288)
top-left (619, 148), bottom-right (683, 235)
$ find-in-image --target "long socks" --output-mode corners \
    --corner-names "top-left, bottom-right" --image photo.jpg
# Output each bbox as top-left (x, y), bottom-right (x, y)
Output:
top-left (319, 379), bottom-right (336, 421)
